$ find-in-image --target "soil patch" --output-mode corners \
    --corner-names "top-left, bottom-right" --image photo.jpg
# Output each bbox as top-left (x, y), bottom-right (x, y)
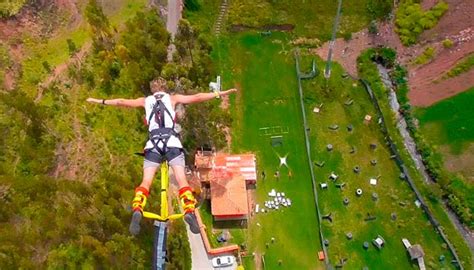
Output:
top-left (441, 144), bottom-right (474, 183)
top-left (315, 0), bottom-right (474, 107)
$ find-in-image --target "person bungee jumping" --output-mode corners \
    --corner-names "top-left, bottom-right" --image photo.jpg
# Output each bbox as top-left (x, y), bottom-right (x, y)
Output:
top-left (87, 77), bottom-right (237, 235)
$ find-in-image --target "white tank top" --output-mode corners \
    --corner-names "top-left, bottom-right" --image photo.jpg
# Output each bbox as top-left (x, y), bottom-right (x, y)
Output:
top-left (144, 92), bottom-right (182, 150)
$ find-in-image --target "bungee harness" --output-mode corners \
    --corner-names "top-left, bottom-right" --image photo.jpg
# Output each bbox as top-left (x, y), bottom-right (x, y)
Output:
top-left (147, 93), bottom-right (178, 155)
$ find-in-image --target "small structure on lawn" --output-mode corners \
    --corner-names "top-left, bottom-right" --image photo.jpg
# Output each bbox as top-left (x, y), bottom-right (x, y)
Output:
top-left (343, 198), bottom-right (350, 205)
top-left (318, 251), bottom-right (325, 261)
top-left (372, 235), bottom-right (385, 249)
top-left (363, 242), bottom-right (370, 249)
top-left (356, 188), bottom-right (363, 196)
top-left (346, 232), bottom-right (353, 240)
top-left (329, 172), bottom-right (339, 181)
top-left (320, 182), bottom-right (328, 189)
top-left (271, 136), bottom-right (283, 147)
top-left (353, 166), bottom-right (361, 173)
top-left (327, 144), bottom-right (333, 151)
top-left (328, 124), bottom-right (339, 130)
top-left (364, 114), bottom-right (372, 123)
top-left (402, 238), bottom-right (426, 270)
top-left (322, 213), bottom-right (333, 223)
top-left (335, 182), bottom-right (346, 189)
top-left (349, 146), bottom-right (356, 154)
top-left (372, 192), bottom-right (379, 201)
top-left (315, 161), bottom-right (325, 167)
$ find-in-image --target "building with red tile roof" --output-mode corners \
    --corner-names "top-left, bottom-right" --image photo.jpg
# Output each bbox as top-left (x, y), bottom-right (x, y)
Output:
top-left (194, 151), bottom-right (257, 221)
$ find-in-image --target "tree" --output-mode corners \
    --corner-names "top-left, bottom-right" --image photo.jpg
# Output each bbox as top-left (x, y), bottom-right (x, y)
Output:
top-left (175, 19), bottom-right (197, 65)
top-left (85, 0), bottom-right (114, 51)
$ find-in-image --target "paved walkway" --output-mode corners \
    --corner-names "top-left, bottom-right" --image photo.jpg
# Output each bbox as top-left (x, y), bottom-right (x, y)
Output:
top-left (187, 228), bottom-right (214, 269)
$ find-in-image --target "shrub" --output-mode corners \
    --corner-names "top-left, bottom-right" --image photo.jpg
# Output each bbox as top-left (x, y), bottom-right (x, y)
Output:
top-left (366, 0), bottom-right (393, 20)
top-left (413, 46), bottom-right (435, 65)
top-left (0, 0), bottom-right (28, 18)
top-left (442, 38), bottom-right (454, 48)
top-left (66, 39), bottom-right (78, 56)
top-left (368, 20), bottom-right (378, 34)
top-left (445, 54), bottom-right (474, 78)
top-left (395, 0), bottom-right (448, 45)
top-left (342, 32), bottom-right (352, 41)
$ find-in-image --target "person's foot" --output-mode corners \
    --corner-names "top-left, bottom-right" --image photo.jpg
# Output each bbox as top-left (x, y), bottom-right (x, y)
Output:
top-left (184, 211), bottom-right (200, 234)
top-left (129, 210), bottom-right (142, 236)
top-left (132, 188), bottom-right (148, 212)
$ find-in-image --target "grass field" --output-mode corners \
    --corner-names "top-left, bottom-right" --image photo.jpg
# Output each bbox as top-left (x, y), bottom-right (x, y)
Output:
top-left (414, 88), bottom-right (474, 231)
top-left (415, 87), bottom-right (474, 155)
top-left (227, 0), bottom-right (383, 39)
top-left (301, 58), bottom-right (457, 269)
top-left (204, 31), bottom-right (459, 269)
top-left (216, 32), bottom-right (323, 269)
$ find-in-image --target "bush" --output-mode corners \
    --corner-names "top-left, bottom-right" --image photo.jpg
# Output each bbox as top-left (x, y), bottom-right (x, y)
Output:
top-left (67, 39), bottom-right (78, 56)
top-left (0, 0), bottom-right (28, 18)
top-left (368, 20), bottom-right (378, 34)
top-left (442, 38), bottom-right (454, 48)
top-left (413, 46), bottom-right (435, 65)
top-left (366, 0), bottom-right (393, 20)
top-left (445, 54), bottom-right (474, 78)
top-left (395, 1), bottom-right (448, 45)
top-left (342, 32), bottom-right (352, 41)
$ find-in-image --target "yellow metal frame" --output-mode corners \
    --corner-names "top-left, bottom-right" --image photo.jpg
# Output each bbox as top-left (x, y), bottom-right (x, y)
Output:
top-left (142, 162), bottom-right (184, 221)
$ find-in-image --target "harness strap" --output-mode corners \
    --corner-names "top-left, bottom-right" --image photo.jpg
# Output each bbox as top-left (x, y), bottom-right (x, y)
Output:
top-left (147, 94), bottom-right (178, 154)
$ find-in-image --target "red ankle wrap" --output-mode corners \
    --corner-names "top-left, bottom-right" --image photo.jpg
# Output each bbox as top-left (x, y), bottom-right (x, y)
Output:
top-left (135, 186), bottom-right (149, 197)
top-left (179, 186), bottom-right (193, 196)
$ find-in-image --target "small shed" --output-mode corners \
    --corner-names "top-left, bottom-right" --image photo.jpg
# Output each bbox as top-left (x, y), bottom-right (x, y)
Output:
top-left (372, 235), bottom-right (385, 249)
top-left (408, 245), bottom-right (425, 260)
top-left (318, 251), bottom-right (325, 261)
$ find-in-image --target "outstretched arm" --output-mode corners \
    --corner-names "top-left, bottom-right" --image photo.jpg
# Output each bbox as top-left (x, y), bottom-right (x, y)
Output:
top-left (86, 97), bottom-right (145, 108)
top-left (172, 88), bottom-right (237, 105)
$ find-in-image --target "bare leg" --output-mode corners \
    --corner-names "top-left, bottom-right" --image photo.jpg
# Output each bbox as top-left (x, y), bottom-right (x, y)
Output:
top-left (170, 165), bottom-right (188, 189)
top-left (139, 166), bottom-right (160, 190)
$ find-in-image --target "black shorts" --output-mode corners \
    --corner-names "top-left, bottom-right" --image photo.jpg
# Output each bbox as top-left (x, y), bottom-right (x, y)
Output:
top-left (143, 147), bottom-right (185, 168)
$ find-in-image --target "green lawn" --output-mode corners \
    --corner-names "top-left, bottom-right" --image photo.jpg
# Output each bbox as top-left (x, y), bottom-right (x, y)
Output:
top-left (218, 32), bottom-right (323, 269)
top-left (302, 58), bottom-right (456, 269)
top-left (208, 30), bottom-right (458, 269)
top-left (183, 0), bottom-right (221, 36)
top-left (415, 87), bottom-right (474, 155)
top-left (227, 0), bottom-right (385, 39)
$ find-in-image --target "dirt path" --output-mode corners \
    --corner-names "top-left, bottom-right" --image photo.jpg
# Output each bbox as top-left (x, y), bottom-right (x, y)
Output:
top-left (35, 41), bottom-right (91, 102)
top-left (0, 0), bottom-right (83, 91)
top-left (315, 0), bottom-right (474, 107)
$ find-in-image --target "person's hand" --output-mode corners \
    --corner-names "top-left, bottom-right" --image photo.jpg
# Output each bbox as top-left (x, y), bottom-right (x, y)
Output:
top-left (87, 98), bottom-right (101, 104)
top-left (224, 88), bottom-right (238, 95)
